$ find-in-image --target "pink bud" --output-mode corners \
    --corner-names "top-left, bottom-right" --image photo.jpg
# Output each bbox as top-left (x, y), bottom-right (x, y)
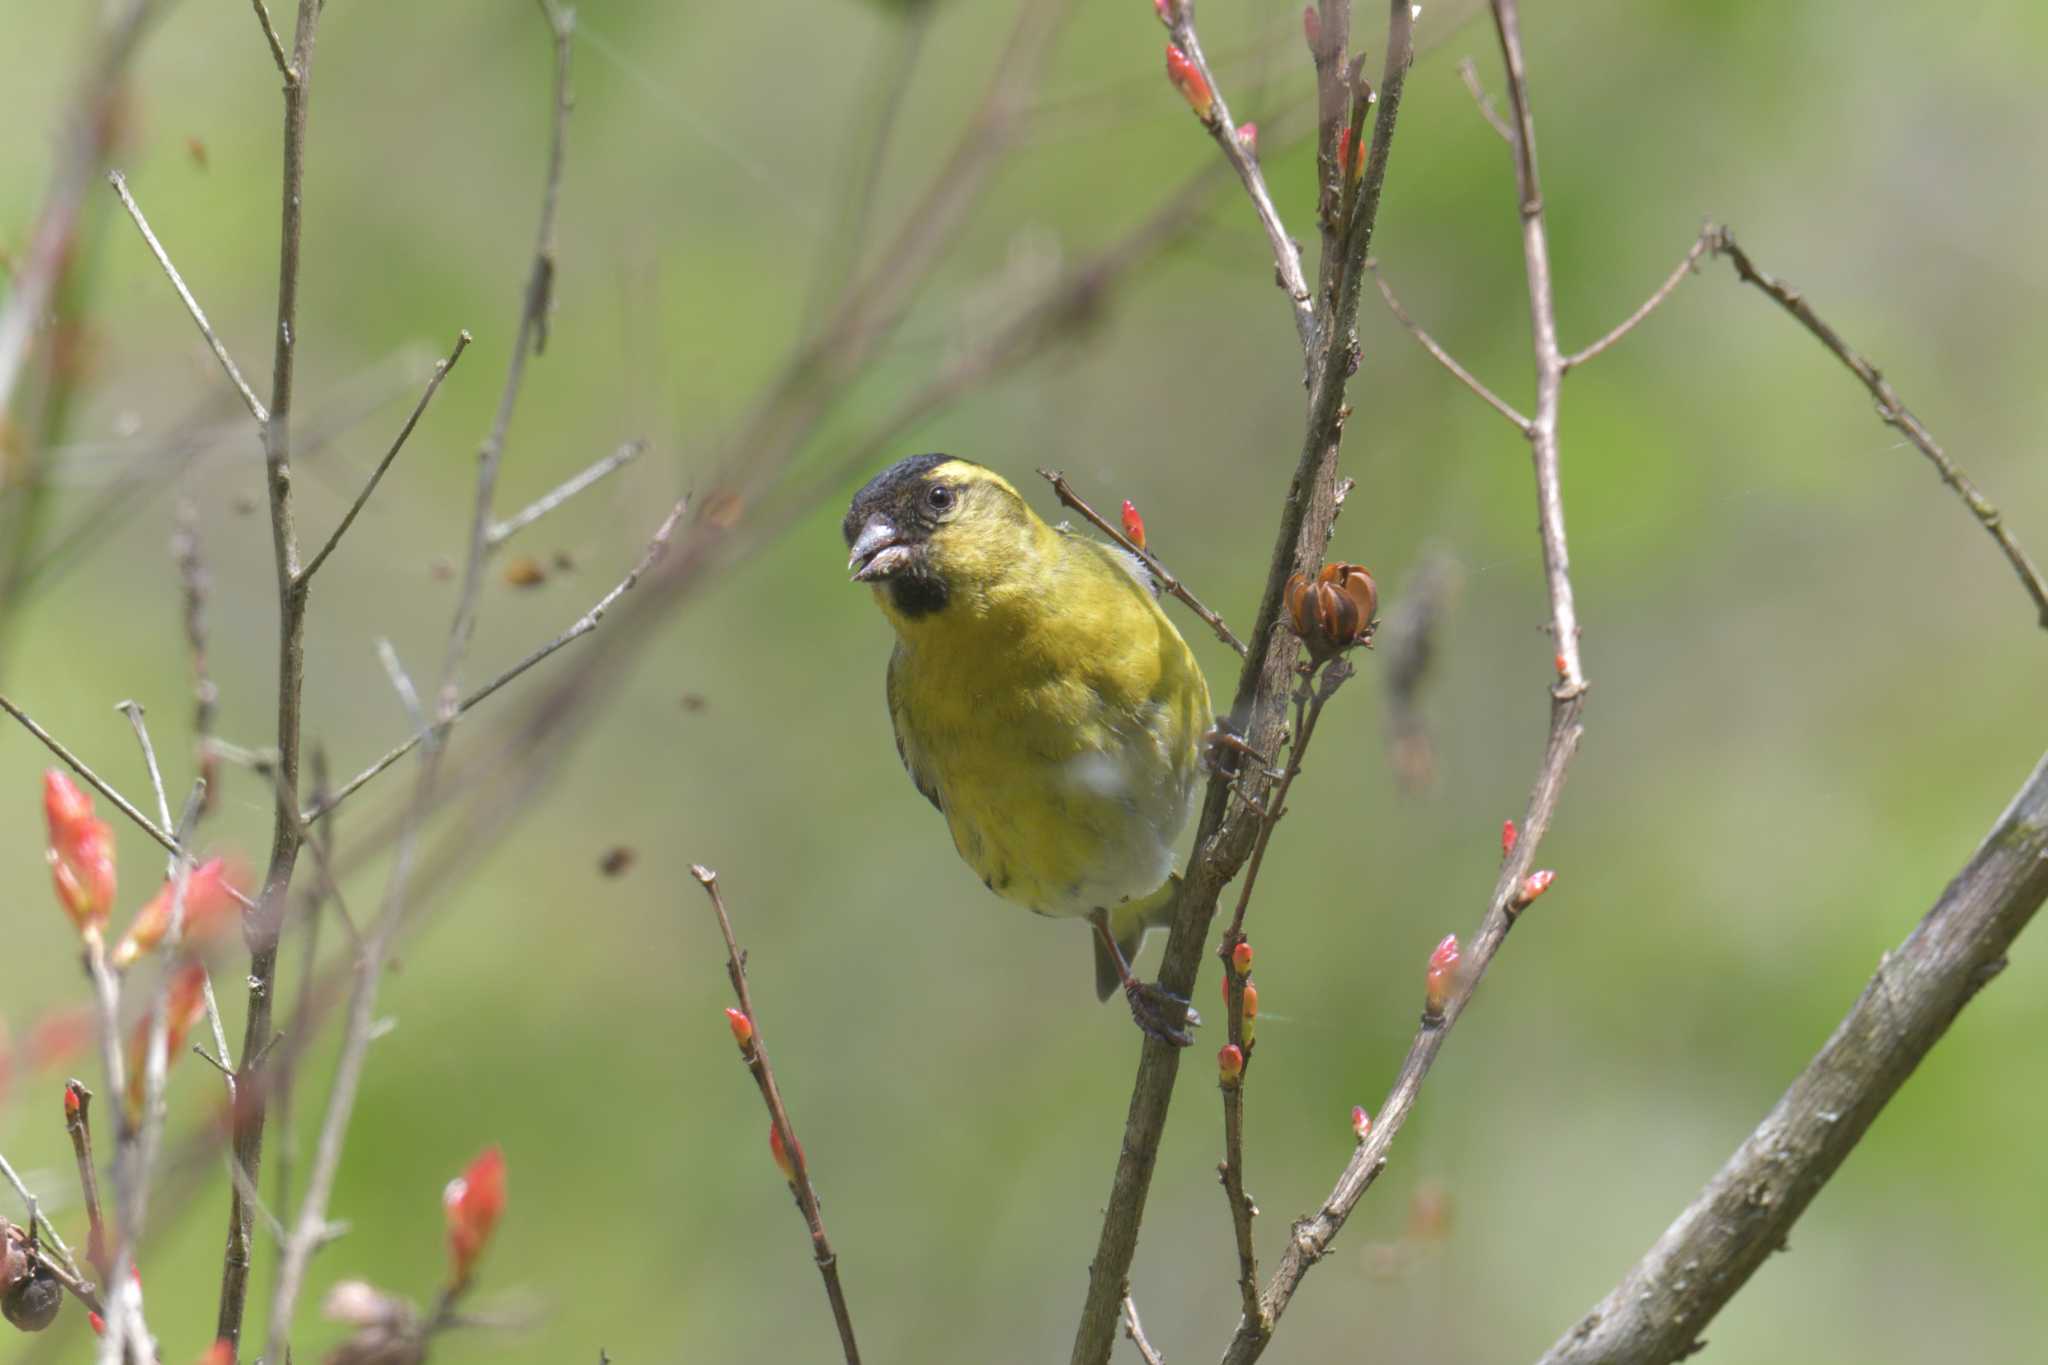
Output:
top-left (444, 1146), bottom-right (507, 1287)
top-left (1165, 45), bottom-right (1214, 121)
top-left (1121, 499), bottom-right (1147, 550)
top-left (1424, 933), bottom-right (1460, 1015)
top-left (1501, 819), bottom-right (1518, 857)
top-left (43, 769), bottom-right (116, 935)
top-left (1351, 1105), bottom-right (1371, 1140)
top-left (769, 1123), bottom-right (801, 1184)
top-left (1217, 1043), bottom-right (1244, 1087)
top-left (1236, 122), bottom-right (1259, 155)
top-left (1513, 869), bottom-right (1556, 910)
top-left (1302, 5), bottom-right (1322, 53)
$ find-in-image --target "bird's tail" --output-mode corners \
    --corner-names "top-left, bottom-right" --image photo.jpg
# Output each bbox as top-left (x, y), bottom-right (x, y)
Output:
top-left (1092, 875), bottom-right (1183, 1002)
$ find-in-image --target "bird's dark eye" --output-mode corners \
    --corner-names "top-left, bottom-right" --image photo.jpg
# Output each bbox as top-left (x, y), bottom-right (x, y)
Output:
top-left (926, 484), bottom-right (955, 513)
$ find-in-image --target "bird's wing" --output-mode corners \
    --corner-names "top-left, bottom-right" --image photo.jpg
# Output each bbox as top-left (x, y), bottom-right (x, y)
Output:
top-left (886, 643), bottom-right (944, 813)
top-left (1061, 527), bottom-right (1161, 599)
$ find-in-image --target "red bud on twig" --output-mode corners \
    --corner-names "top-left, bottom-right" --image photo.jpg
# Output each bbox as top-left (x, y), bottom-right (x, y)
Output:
top-left (724, 1007), bottom-right (754, 1050)
top-left (113, 857), bottom-right (246, 968)
top-left (1236, 122), bottom-right (1259, 155)
top-left (1153, 0), bottom-right (1178, 24)
top-left (1302, 5), bottom-right (1321, 53)
top-left (43, 770), bottom-right (116, 937)
top-left (1513, 869), bottom-right (1556, 911)
top-left (769, 1122), bottom-right (800, 1185)
top-left (1241, 981), bottom-right (1259, 1045)
top-left (1217, 1043), bottom-right (1243, 1088)
top-left (198, 1342), bottom-right (234, 1365)
top-left (1424, 934), bottom-right (1460, 1016)
top-left (1120, 499), bottom-right (1147, 550)
top-left (125, 962), bottom-right (208, 1114)
top-left (1336, 126), bottom-right (1366, 181)
top-left (1501, 819), bottom-right (1518, 857)
top-left (1231, 941), bottom-right (1253, 976)
top-left (1351, 1105), bottom-right (1371, 1141)
top-left (443, 1146), bottom-right (506, 1288)
top-left (1165, 45), bottom-right (1214, 121)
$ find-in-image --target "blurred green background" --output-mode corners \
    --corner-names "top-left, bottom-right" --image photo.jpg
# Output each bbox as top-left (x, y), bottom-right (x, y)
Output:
top-left (4, 0), bottom-right (2046, 1361)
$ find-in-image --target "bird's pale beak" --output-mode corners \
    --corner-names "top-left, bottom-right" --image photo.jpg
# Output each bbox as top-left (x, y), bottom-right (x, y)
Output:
top-left (847, 515), bottom-right (913, 582)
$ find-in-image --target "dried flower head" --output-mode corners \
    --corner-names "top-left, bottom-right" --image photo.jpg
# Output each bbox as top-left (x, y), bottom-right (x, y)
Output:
top-left (1284, 562), bottom-right (1378, 659)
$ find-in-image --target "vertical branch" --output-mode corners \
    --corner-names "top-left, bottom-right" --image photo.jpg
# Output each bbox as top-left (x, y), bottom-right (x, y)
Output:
top-left (1493, 0), bottom-right (1585, 697)
top-left (216, 0), bottom-right (325, 1349)
top-left (1068, 4), bottom-right (1418, 1362)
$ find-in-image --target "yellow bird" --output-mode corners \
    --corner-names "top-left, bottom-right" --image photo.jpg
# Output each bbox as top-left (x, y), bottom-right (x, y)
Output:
top-left (844, 455), bottom-right (1211, 1043)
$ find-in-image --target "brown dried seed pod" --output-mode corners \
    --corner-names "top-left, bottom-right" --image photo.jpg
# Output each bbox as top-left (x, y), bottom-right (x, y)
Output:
top-left (1284, 562), bottom-right (1378, 659)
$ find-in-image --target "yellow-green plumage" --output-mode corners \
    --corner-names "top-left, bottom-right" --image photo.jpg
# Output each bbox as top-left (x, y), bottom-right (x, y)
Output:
top-left (845, 456), bottom-right (1210, 1001)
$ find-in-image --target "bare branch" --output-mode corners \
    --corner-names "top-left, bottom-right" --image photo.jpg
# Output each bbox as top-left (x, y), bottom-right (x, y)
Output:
top-left (690, 866), bottom-right (861, 1365)
top-left (0, 0), bottom-right (160, 422)
top-left (173, 501), bottom-right (221, 817)
top-left (1367, 259), bottom-right (1530, 429)
top-left (442, 0), bottom-right (576, 697)
top-left (1039, 468), bottom-right (1247, 657)
top-left (1159, 0), bottom-right (1317, 356)
top-left (216, 0), bottom-right (328, 1344)
top-left (1218, 2), bottom-right (1593, 1354)
top-left (485, 439), bottom-right (645, 550)
top-left (106, 171), bottom-right (269, 426)
top-left (1069, 3), bottom-right (1421, 1360)
top-left (1225, 697), bottom-right (1582, 1361)
top-left (251, 0), bottom-right (295, 83)
top-left (306, 498), bottom-right (686, 823)
top-left (1456, 55), bottom-right (1513, 142)
top-left (1706, 224), bottom-right (2048, 630)
top-left (299, 330), bottom-right (473, 583)
top-left (1563, 225), bottom-right (1714, 370)
top-left (1121, 1296), bottom-right (1166, 1365)
top-left (1538, 746), bottom-right (2048, 1364)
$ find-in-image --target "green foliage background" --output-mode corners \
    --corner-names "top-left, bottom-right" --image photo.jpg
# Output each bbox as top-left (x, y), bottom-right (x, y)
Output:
top-left (3, 1), bottom-right (2045, 1361)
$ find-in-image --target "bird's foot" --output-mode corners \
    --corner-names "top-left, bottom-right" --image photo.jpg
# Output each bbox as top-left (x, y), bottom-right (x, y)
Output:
top-left (1124, 978), bottom-right (1201, 1048)
top-left (1202, 716), bottom-right (1282, 781)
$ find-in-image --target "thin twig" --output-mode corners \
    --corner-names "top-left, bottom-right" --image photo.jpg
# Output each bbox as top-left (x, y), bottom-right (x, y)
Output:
top-left (299, 330), bottom-right (473, 583)
top-left (1121, 1296), bottom-right (1166, 1365)
top-left (306, 499), bottom-right (688, 823)
top-left (1039, 468), bottom-right (1246, 657)
top-left (485, 439), bottom-right (645, 550)
top-left (1159, 0), bottom-right (1318, 357)
top-left (1456, 55), bottom-right (1512, 142)
top-left (251, 0), bottom-right (295, 82)
top-left (173, 501), bottom-right (221, 817)
top-left (690, 866), bottom-right (861, 1365)
top-left (1, 1150), bottom-right (87, 1290)
top-left (1563, 225), bottom-right (1714, 370)
top-left (114, 700), bottom-right (173, 856)
top-left (1537, 747), bottom-right (2048, 1364)
top-left (1706, 223), bottom-right (2048, 630)
top-left (442, 0), bottom-right (575, 699)
top-left (106, 171), bottom-right (268, 426)
top-left (63, 1081), bottom-right (109, 1279)
top-left (1367, 259), bottom-right (1530, 429)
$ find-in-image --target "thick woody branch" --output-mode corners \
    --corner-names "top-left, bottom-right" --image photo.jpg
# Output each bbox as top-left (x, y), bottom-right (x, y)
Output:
top-left (1705, 224), bottom-right (2048, 630)
top-left (1536, 747), bottom-right (2048, 1365)
top-left (1068, 4), bottom-right (1417, 1362)
top-left (690, 867), bottom-right (861, 1365)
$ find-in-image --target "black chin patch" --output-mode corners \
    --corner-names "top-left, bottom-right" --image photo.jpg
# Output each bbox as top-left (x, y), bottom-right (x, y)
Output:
top-left (888, 571), bottom-right (949, 618)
